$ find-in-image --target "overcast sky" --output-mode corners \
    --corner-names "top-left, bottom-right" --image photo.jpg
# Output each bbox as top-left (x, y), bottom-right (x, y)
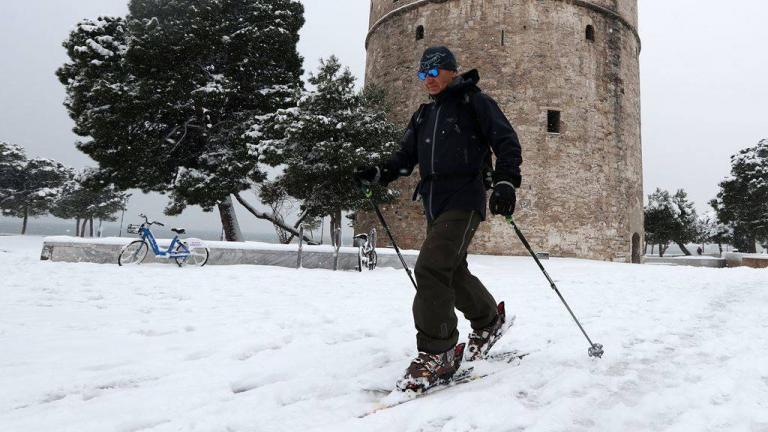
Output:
top-left (0, 0), bottom-right (766, 236)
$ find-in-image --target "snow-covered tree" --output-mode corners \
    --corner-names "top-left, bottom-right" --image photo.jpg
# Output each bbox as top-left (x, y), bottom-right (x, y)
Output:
top-left (644, 189), bottom-right (677, 257)
top-left (644, 188), bottom-right (699, 256)
top-left (670, 189), bottom-right (698, 255)
top-left (58, 0), bottom-right (305, 241)
top-left (0, 141), bottom-right (27, 201)
top-left (53, 170), bottom-right (128, 237)
top-left (711, 139), bottom-right (768, 253)
top-left (0, 146), bottom-right (72, 234)
top-left (696, 210), bottom-right (731, 256)
top-left (252, 57), bottom-right (400, 245)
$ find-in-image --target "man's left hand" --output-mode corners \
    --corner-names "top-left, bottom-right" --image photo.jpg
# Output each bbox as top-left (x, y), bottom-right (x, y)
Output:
top-left (489, 182), bottom-right (516, 216)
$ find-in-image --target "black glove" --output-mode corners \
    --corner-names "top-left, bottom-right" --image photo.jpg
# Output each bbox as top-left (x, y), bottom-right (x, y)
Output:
top-left (489, 172), bottom-right (519, 216)
top-left (353, 166), bottom-right (380, 186)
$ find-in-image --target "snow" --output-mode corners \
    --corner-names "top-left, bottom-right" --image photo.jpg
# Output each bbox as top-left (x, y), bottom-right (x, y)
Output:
top-left (2, 235), bottom-right (768, 431)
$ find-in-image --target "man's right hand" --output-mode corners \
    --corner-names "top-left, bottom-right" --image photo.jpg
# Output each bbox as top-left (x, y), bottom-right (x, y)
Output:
top-left (353, 166), bottom-right (381, 186)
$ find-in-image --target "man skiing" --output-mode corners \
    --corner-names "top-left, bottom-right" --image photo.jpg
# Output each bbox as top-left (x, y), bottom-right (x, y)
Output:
top-left (354, 46), bottom-right (523, 392)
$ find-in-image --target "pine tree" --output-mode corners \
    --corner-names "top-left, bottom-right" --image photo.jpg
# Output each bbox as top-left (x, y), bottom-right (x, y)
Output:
top-left (644, 189), bottom-right (677, 257)
top-left (644, 188), bottom-right (700, 256)
top-left (670, 189), bottom-right (698, 255)
top-left (0, 141), bottom-right (27, 202)
top-left (58, 0), bottom-right (305, 241)
top-left (53, 170), bottom-right (128, 236)
top-left (0, 144), bottom-right (72, 234)
top-left (252, 57), bottom-right (400, 245)
top-left (697, 210), bottom-right (731, 256)
top-left (711, 139), bottom-right (768, 253)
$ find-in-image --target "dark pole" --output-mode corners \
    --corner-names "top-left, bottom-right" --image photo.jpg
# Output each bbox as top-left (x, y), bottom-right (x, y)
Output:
top-left (362, 186), bottom-right (417, 290)
top-left (506, 216), bottom-right (604, 358)
top-left (119, 209), bottom-right (126, 237)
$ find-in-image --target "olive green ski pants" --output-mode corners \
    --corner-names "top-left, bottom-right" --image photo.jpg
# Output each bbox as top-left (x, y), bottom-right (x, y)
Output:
top-left (413, 209), bottom-right (498, 354)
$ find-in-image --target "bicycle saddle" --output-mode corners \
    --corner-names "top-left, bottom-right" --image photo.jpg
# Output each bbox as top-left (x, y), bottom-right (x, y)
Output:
top-left (172, 228), bottom-right (186, 235)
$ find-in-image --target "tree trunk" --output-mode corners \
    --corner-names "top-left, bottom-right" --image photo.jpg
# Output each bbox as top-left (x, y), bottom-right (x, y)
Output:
top-left (76, 218), bottom-right (81, 237)
top-left (717, 241), bottom-right (723, 257)
top-left (747, 237), bottom-right (757, 253)
top-left (233, 193), bottom-right (318, 245)
top-left (285, 211), bottom-right (311, 244)
top-left (659, 243), bottom-right (666, 257)
top-left (80, 217), bottom-right (87, 237)
top-left (675, 241), bottom-right (691, 256)
top-left (89, 217), bottom-right (94, 237)
top-left (329, 209), bottom-right (342, 248)
top-left (21, 206), bottom-right (28, 235)
top-left (218, 195), bottom-right (244, 242)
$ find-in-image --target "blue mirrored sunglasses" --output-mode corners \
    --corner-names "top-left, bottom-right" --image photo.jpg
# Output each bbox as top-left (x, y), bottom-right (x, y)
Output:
top-left (417, 68), bottom-right (440, 81)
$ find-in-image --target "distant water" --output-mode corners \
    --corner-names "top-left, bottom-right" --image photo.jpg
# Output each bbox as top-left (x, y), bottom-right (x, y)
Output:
top-left (0, 219), bottom-right (279, 243)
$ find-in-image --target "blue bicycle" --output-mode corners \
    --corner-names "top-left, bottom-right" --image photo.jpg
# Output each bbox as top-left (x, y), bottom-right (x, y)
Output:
top-left (118, 214), bottom-right (209, 267)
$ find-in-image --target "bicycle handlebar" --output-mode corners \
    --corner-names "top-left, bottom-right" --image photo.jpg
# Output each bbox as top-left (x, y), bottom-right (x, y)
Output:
top-left (138, 214), bottom-right (164, 227)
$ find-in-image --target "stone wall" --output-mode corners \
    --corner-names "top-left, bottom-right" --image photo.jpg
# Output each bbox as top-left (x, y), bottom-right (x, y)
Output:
top-left (39, 237), bottom-right (418, 271)
top-left (358, 0), bottom-right (643, 262)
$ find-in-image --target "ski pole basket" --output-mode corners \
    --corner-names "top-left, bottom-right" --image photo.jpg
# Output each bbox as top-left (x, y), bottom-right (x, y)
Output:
top-left (126, 224), bottom-right (141, 235)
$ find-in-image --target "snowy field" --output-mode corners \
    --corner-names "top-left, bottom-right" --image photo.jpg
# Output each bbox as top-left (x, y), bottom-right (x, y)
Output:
top-left (2, 235), bottom-right (768, 432)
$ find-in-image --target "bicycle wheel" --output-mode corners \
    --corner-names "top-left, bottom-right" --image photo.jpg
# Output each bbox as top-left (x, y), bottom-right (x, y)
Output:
top-left (118, 240), bottom-right (148, 266)
top-left (175, 242), bottom-right (209, 267)
top-left (368, 250), bottom-right (377, 270)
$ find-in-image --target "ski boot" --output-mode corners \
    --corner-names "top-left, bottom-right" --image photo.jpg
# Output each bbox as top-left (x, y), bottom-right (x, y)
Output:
top-left (465, 302), bottom-right (513, 361)
top-left (396, 343), bottom-right (466, 393)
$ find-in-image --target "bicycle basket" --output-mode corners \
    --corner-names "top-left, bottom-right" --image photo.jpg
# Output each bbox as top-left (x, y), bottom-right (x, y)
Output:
top-left (126, 224), bottom-right (141, 235)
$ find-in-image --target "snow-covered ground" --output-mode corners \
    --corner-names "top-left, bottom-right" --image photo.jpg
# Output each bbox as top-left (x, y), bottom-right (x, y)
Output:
top-left (1, 235), bottom-right (767, 432)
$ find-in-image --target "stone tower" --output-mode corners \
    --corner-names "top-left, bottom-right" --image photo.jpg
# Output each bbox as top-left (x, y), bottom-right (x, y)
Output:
top-left (359, 0), bottom-right (643, 262)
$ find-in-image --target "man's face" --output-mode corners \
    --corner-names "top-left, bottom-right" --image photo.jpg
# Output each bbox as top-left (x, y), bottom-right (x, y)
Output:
top-left (424, 69), bottom-right (458, 96)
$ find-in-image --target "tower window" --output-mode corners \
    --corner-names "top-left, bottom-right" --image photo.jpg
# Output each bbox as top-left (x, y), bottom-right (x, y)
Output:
top-left (547, 110), bottom-right (561, 134)
top-left (501, 30), bottom-right (505, 46)
top-left (586, 25), bottom-right (595, 41)
top-left (416, 25), bottom-right (424, 40)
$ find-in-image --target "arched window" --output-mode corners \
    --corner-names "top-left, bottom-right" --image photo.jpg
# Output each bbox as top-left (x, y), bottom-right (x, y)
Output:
top-left (416, 25), bottom-right (425, 41)
top-left (586, 25), bottom-right (595, 41)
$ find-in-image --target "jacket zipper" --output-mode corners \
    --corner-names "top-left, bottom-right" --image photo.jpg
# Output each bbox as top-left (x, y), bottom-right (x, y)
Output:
top-left (429, 104), bottom-right (442, 220)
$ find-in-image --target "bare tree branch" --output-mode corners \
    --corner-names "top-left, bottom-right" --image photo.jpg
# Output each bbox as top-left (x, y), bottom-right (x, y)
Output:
top-left (233, 193), bottom-right (318, 245)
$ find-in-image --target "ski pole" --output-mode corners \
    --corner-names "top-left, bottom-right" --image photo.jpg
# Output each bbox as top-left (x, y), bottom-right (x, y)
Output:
top-left (505, 216), bottom-right (604, 359)
top-left (360, 185), bottom-right (418, 290)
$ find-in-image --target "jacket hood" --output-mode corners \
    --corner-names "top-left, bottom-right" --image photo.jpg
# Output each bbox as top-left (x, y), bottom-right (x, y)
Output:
top-left (458, 69), bottom-right (480, 86)
top-left (433, 69), bottom-right (481, 102)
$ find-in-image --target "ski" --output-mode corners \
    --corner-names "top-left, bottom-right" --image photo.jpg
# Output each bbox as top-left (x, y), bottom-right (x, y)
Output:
top-left (359, 350), bottom-right (530, 418)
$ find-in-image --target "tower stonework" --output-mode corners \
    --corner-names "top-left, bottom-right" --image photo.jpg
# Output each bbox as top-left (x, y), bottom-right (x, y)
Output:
top-left (358, 0), bottom-right (643, 262)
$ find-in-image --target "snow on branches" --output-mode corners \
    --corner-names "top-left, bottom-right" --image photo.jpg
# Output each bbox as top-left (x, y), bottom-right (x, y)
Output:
top-left (248, 56), bottom-right (400, 240)
top-left (711, 138), bottom-right (768, 252)
top-left (57, 0), bottom-right (305, 228)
